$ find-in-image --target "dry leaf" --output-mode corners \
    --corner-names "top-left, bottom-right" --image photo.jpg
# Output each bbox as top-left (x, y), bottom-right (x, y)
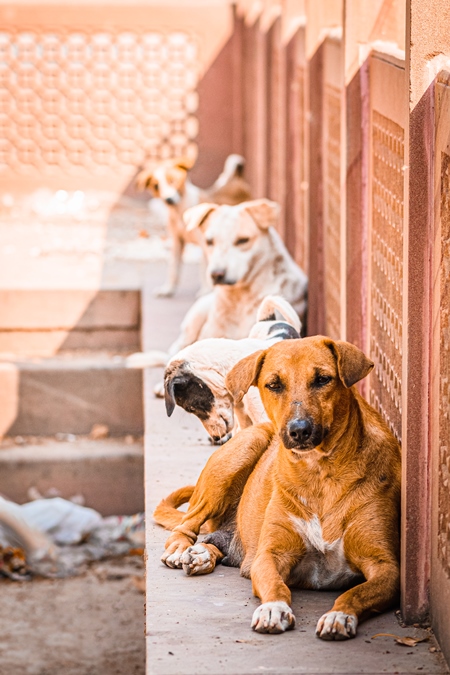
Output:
top-left (372, 632), bottom-right (430, 646)
top-left (89, 423), bottom-right (109, 440)
top-left (132, 575), bottom-right (146, 593)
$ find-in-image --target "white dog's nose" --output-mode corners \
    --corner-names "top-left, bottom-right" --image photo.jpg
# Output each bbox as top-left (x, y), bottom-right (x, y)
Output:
top-left (211, 269), bottom-right (226, 284)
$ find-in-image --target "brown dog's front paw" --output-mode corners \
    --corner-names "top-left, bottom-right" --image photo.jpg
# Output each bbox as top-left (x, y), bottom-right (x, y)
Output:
top-left (161, 547), bottom-right (185, 569)
top-left (315, 611), bottom-right (358, 640)
top-left (251, 602), bottom-right (295, 634)
top-left (180, 544), bottom-right (216, 576)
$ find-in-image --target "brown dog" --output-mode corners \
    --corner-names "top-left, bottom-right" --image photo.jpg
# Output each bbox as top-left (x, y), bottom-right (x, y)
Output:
top-left (154, 337), bottom-right (401, 640)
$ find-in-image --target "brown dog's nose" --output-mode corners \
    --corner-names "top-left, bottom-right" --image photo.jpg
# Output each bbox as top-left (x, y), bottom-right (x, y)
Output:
top-left (211, 269), bottom-right (226, 284)
top-left (288, 419), bottom-right (313, 443)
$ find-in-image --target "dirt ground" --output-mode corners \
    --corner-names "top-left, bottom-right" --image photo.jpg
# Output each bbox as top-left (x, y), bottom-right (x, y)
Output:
top-left (0, 555), bottom-right (145, 675)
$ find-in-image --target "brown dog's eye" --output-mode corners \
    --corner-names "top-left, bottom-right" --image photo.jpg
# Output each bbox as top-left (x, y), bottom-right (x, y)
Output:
top-left (153, 182), bottom-right (159, 190)
top-left (265, 380), bottom-right (284, 392)
top-left (312, 374), bottom-right (333, 388)
top-left (234, 237), bottom-right (250, 246)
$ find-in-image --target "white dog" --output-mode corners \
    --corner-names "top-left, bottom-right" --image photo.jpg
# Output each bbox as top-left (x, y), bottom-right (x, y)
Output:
top-left (162, 198), bottom-right (307, 354)
top-left (126, 199), bottom-right (308, 387)
top-left (137, 155), bottom-right (251, 297)
top-left (163, 296), bottom-right (301, 444)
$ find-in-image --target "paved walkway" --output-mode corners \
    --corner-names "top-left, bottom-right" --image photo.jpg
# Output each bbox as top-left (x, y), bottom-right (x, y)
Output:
top-left (144, 262), bottom-right (448, 675)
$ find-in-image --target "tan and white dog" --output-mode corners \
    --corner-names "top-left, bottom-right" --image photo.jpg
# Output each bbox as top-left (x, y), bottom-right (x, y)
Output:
top-left (164, 198), bottom-right (307, 357)
top-left (154, 337), bottom-right (401, 641)
top-left (137, 154), bottom-right (251, 297)
top-left (127, 199), bottom-right (308, 389)
top-left (163, 296), bottom-right (301, 445)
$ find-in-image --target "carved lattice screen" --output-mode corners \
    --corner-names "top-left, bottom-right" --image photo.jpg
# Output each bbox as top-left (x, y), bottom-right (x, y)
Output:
top-left (0, 27), bottom-right (199, 177)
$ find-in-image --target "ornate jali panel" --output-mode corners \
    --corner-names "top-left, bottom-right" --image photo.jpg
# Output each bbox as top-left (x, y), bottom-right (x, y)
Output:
top-left (369, 110), bottom-right (404, 441)
top-left (0, 29), bottom-right (199, 176)
top-left (439, 151), bottom-right (450, 578)
top-left (267, 21), bottom-right (284, 210)
top-left (295, 63), bottom-right (307, 271)
top-left (323, 83), bottom-right (341, 340)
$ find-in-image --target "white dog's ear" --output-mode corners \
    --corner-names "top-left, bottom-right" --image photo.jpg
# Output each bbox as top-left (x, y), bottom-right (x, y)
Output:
top-left (174, 155), bottom-right (196, 172)
top-left (184, 203), bottom-right (218, 232)
top-left (225, 350), bottom-right (266, 404)
top-left (135, 166), bottom-right (156, 191)
top-left (242, 199), bottom-right (280, 230)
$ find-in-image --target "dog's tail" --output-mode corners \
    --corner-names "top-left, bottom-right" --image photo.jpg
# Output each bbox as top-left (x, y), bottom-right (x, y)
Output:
top-left (153, 486), bottom-right (195, 530)
top-left (210, 154), bottom-right (246, 191)
top-left (125, 350), bottom-right (169, 369)
top-left (256, 295), bottom-right (302, 334)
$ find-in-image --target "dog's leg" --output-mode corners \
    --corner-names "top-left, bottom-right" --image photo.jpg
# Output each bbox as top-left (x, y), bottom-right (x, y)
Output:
top-left (250, 513), bottom-right (305, 634)
top-left (316, 522), bottom-right (400, 641)
top-left (196, 250), bottom-right (212, 298)
top-left (161, 423), bottom-right (274, 569)
top-left (167, 292), bottom-right (214, 356)
top-left (155, 218), bottom-right (184, 297)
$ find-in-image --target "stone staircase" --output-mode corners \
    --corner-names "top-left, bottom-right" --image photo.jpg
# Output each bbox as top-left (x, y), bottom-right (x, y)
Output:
top-left (0, 193), bottom-right (157, 515)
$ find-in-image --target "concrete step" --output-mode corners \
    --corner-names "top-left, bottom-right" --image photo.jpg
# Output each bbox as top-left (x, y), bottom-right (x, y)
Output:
top-left (0, 436), bottom-right (144, 516)
top-left (0, 289), bottom-right (141, 356)
top-left (0, 352), bottom-right (143, 437)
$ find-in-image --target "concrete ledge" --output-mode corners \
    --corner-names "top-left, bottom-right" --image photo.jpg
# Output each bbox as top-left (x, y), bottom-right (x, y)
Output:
top-left (0, 354), bottom-right (144, 437)
top-left (0, 289), bottom-right (141, 330)
top-left (0, 437), bottom-right (144, 516)
top-left (0, 328), bottom-right (141, 357)
top-left (0, 288), bottom-right (141, 355)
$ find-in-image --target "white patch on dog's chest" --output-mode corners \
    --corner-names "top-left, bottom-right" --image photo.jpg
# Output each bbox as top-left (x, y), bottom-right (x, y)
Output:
top-left (289, 514), bottom-right (360, 590)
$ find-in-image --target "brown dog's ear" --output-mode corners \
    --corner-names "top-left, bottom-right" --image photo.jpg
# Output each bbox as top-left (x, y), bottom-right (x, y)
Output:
top-left (184, 203), bottom-right (218, 232)
top-left (328, 340), bottom-right (374, 388)
top-left (242, 199), bottom-right (280, 230)
top-left (225, 350), bottom-right (266, 403)
top-left (174, 155), bottom-right (196, 172)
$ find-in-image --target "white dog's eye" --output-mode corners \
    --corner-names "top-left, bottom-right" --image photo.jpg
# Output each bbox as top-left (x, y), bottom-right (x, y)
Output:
top-left (234, 237), bottom-right (250, 246)
top-left (206, 239), bottom-right (214, 246)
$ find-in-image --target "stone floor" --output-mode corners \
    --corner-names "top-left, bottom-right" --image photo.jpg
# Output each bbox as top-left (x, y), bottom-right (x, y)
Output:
top-left (143, 263), bottom-right (449, 675)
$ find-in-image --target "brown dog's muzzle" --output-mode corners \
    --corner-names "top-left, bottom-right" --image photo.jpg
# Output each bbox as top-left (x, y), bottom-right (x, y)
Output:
top-left (281, 416), bottom-right (328, 451)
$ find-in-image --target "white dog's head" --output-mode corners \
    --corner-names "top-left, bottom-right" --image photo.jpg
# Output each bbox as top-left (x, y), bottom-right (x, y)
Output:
top-left (163, 295), bottom-right (301, 444)
top-left (136, 155), bottom-right (195, 206)
top-left (183, 199), bottom-right (279, 286)
top-left (164, 339), bottom-right (239, 444)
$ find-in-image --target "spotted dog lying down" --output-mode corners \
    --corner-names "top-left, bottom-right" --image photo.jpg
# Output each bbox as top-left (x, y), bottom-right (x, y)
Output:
top-left (163, 295), bottom-right (301, 444)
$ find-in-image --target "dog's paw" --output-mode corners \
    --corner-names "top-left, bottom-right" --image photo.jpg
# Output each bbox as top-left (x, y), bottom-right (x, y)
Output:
top-left (315, 611), bottom-right (358, 640)
top-left (251, 602), bottom-right (295, 634)
top-left (154, 284), bottom-right (175, 298)
top-left (161, 544), bottom-right (187, 569)
top-left (126, 351), bottom-right (168, 369)
top-left (153, 381), bottom-right (165, 398)
top-left (180, 544), bottom-right (216, 576)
